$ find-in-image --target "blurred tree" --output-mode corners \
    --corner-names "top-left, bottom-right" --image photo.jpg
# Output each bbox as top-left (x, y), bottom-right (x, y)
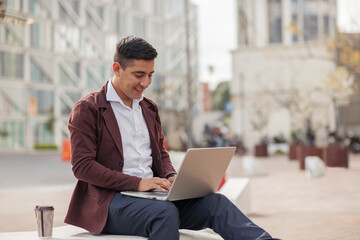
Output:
top-left (273, 24), bottom-right (360, 136)
top-left (327, 31), bottom-right (360, 82)
top-left (212, 81), bottom-right (230, 111)
top-left (247, 92), bottom-right (270, 143)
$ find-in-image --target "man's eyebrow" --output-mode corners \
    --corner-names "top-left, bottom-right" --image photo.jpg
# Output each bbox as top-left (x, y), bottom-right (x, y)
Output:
top-left (132, 71), bottom-right (155, 74)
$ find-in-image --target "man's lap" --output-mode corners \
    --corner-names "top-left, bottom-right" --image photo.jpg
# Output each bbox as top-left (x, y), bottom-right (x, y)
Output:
top-left (103, 192), bottom-right (228, 232)
top-left (102, 192), bottom-right (180, 236)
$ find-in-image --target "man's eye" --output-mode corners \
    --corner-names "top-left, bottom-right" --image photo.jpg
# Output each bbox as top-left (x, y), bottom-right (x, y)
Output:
top-left (135, 74), bottom-right (143, 78)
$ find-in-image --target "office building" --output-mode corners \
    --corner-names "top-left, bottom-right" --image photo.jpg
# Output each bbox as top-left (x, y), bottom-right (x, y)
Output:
top-left (231, 0), bottom-right (337, 148)
top-left (0, 0), bottom-right (198, 151)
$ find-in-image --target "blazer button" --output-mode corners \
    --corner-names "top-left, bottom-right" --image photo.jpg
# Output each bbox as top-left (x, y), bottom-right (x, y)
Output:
top-left (119, 162), bottom-right (124, 167)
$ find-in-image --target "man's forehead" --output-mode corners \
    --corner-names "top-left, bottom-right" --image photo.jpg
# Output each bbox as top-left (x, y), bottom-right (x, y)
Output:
top-left (128, 59), bottom-right (154, 70)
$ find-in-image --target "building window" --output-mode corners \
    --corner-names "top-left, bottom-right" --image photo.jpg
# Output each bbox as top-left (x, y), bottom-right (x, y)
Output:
top-left (109, 10), bottom-right (119, 33)
top-left (0, 22), bottom-right (24, 46)
top-left (60, 91), bottom-right (80, 115)
top-left (154, 0), bottom-right (165, 17)
top-left (58, 0), bottom-right (79, 24)
top-left (54, 25), bottom-right (81, 54)
top-left (29, 0), bottom-right (49, 18)
top-left (153, 21), bottom-right (164, 42)
top-left (59, 60), bottom-right (80, 87)
top-left (133, 16), bottom-right (146, 38)
top-left (86, 4), bottom-right (103, 30)
top-left (1, 122), bottom-right (26, 150)
top-left (303, 0), bottom-right (318, 41)
top-left (35, 122), bottom-right (54, 144)
top-left (30, 57), bottom-right (53, 83)
top-left (3, 0), bottom-right (23, 11)
top-left (119, 12), bottom-right (129, 36)
top-left (291, 0), bottom-right (298, 42)
top-left (319, 0), bottom-right (332, 38)
top-left (86, 63), bottom-right (105, 88)
top-left (268, 0), bottom-right (282, 44)
top-left (30, 89), bottom-right (54, 115)
top-left (0, 51), bottom-right (24, 79)
top-left (30, 22), bottom-right (52, 50)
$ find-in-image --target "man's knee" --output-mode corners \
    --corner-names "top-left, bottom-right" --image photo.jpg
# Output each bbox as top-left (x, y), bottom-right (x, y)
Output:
top-left (204, 193), bottom-right (231, 207)
top-left (148, 201), bottom-right (180, 234)
top-left (156, 201), bottom-right (179, 221)
top-left (153, 201), bottom-right (179, 223)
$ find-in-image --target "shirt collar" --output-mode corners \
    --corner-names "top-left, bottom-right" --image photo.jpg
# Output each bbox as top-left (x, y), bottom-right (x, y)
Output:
top-left (106, 78), bottom-right (144, 108)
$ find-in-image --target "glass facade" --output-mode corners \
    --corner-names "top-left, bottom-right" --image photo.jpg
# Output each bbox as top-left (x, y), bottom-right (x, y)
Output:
top-left (291, 0), bottom-right (299, 42)
top-left (268, 0), bottom-right (282, 44)
top-left (30, 57), bottom-right (53, 83)
top-left (30, 89), bottom-right (54, 115)
top-left (0, 120), bottom-right (25, 148)
top-left (238, 0), bottom-right (335, 46)
top-left (303, 0), bottom-right (318, 41)
top-left (30, 22), bottom-right (52, 49)
top-left (0, 51), bottom-right (24, 79)
top-left (0, 0), bottom-right (198, 150)
top-left (0, 22), bottom-right (24, 46)
top-left (319, 0), bottom-right (331, 37)
top-left (34, 122), bottom-right (54, 144)
top-left (29, 0), bottom-right (50, 17)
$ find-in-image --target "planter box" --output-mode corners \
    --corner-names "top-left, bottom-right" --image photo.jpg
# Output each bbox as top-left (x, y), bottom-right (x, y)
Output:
top-left (296, 145), bottom-right (323, 170)
top-left (255, 144), bottom-right (268, 157)
top-left (289, 144), bottom-right (298, 160)
top-left (323, 144), bottom-right (349, 168)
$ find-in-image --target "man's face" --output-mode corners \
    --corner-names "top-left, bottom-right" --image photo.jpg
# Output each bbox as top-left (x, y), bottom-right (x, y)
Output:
top-left (112, 59), bottom-right (154, 106)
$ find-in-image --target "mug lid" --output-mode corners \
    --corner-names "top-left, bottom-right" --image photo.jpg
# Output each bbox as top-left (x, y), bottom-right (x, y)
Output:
top-left (35, 205), bottom-right (54, 211)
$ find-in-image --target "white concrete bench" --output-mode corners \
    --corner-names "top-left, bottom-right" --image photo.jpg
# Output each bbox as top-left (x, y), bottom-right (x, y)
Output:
top-left (0, 225), bottom-right (223, 240)
top-left (168, 150), bottom-right (186, 171)
top-left (218, 178), bottom-right (251, 215)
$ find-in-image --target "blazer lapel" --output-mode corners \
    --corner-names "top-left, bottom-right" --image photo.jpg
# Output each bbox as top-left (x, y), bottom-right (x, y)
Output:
top-left (102, 107), bottom-right (124, 156)
top-left (97, 82), bottom-right (124, 157)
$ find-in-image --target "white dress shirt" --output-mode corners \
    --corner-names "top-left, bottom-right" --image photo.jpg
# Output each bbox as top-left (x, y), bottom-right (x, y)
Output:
top-left (106, 79), bottom-right (153, 179)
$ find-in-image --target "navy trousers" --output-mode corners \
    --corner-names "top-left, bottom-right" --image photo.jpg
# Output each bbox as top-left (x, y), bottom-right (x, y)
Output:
top-left (102, 192), bottom-right (274, 240)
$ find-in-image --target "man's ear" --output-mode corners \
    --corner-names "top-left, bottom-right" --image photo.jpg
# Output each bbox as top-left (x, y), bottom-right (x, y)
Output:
top-left (113, 62), bottom-right (121, 76)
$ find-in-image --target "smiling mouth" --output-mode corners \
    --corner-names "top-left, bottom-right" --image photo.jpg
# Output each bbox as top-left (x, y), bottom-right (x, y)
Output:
top-left (135, 88), bottom-right (144, 93)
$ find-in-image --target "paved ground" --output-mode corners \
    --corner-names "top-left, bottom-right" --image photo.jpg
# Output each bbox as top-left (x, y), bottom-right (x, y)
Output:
top-left (1, 151), bottom-right (360, 240)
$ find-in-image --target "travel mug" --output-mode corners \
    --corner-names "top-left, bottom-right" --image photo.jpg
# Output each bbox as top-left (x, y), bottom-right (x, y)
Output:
top-left (35, 205), bottom-right (54, 238)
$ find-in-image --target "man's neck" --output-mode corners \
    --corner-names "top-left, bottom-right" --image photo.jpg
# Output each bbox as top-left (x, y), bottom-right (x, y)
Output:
top-left (111, 78), bottom-right (133, 108)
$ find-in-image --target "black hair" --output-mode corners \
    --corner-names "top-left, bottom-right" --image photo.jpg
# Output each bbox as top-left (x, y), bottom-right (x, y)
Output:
top-left (114, 36), bottom-right (158, 69)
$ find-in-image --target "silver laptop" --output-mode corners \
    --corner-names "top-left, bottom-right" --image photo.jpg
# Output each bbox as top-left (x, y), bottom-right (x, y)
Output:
top-left (121, 147), bottom-right (236, 201)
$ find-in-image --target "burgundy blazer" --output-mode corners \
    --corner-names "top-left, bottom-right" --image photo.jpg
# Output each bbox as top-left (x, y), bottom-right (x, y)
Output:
top-left (64, 82), bottom-right (176, 234)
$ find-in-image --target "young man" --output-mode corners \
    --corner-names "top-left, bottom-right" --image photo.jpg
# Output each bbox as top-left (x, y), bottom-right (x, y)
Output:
top-left (65, 36), bottom-right (276, 240)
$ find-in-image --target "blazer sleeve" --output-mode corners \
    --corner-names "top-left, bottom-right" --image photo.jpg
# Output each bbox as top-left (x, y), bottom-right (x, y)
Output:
top-left (68, 98), bottom-right (141, 191)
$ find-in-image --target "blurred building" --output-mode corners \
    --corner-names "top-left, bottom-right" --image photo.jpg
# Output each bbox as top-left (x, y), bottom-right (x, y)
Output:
top-left (0, 0), bottom-right (198, 151)
top-left (336, 32), bottom-right (360, 134)
top-left (231, 0), bottom-right (337, 148)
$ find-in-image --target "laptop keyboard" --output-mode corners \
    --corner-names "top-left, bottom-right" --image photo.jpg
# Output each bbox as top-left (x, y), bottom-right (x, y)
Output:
top-left (142, 191), bottom-right (168, 197)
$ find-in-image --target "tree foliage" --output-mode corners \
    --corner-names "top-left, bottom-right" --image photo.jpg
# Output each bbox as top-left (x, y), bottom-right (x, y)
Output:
top-left (212, 81), bottom-right (230, 111)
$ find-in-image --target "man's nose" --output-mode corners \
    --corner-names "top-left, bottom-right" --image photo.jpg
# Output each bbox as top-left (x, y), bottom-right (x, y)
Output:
top-left (140, 76), bottom-right (151, 87)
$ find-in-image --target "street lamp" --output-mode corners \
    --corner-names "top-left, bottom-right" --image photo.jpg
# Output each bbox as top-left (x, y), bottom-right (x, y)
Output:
top-left (0, 0), bottom-right (33, 26)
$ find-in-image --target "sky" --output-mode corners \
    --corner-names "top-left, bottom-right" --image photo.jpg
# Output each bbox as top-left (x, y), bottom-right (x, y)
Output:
top-left (191, 0), bottom-right (360, 90)
top-left (191, 0), bottom-right (237, 89)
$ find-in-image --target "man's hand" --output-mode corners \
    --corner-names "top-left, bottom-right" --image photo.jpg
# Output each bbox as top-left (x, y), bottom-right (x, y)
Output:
top-left (138, 177), bottom-right (172, 192)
